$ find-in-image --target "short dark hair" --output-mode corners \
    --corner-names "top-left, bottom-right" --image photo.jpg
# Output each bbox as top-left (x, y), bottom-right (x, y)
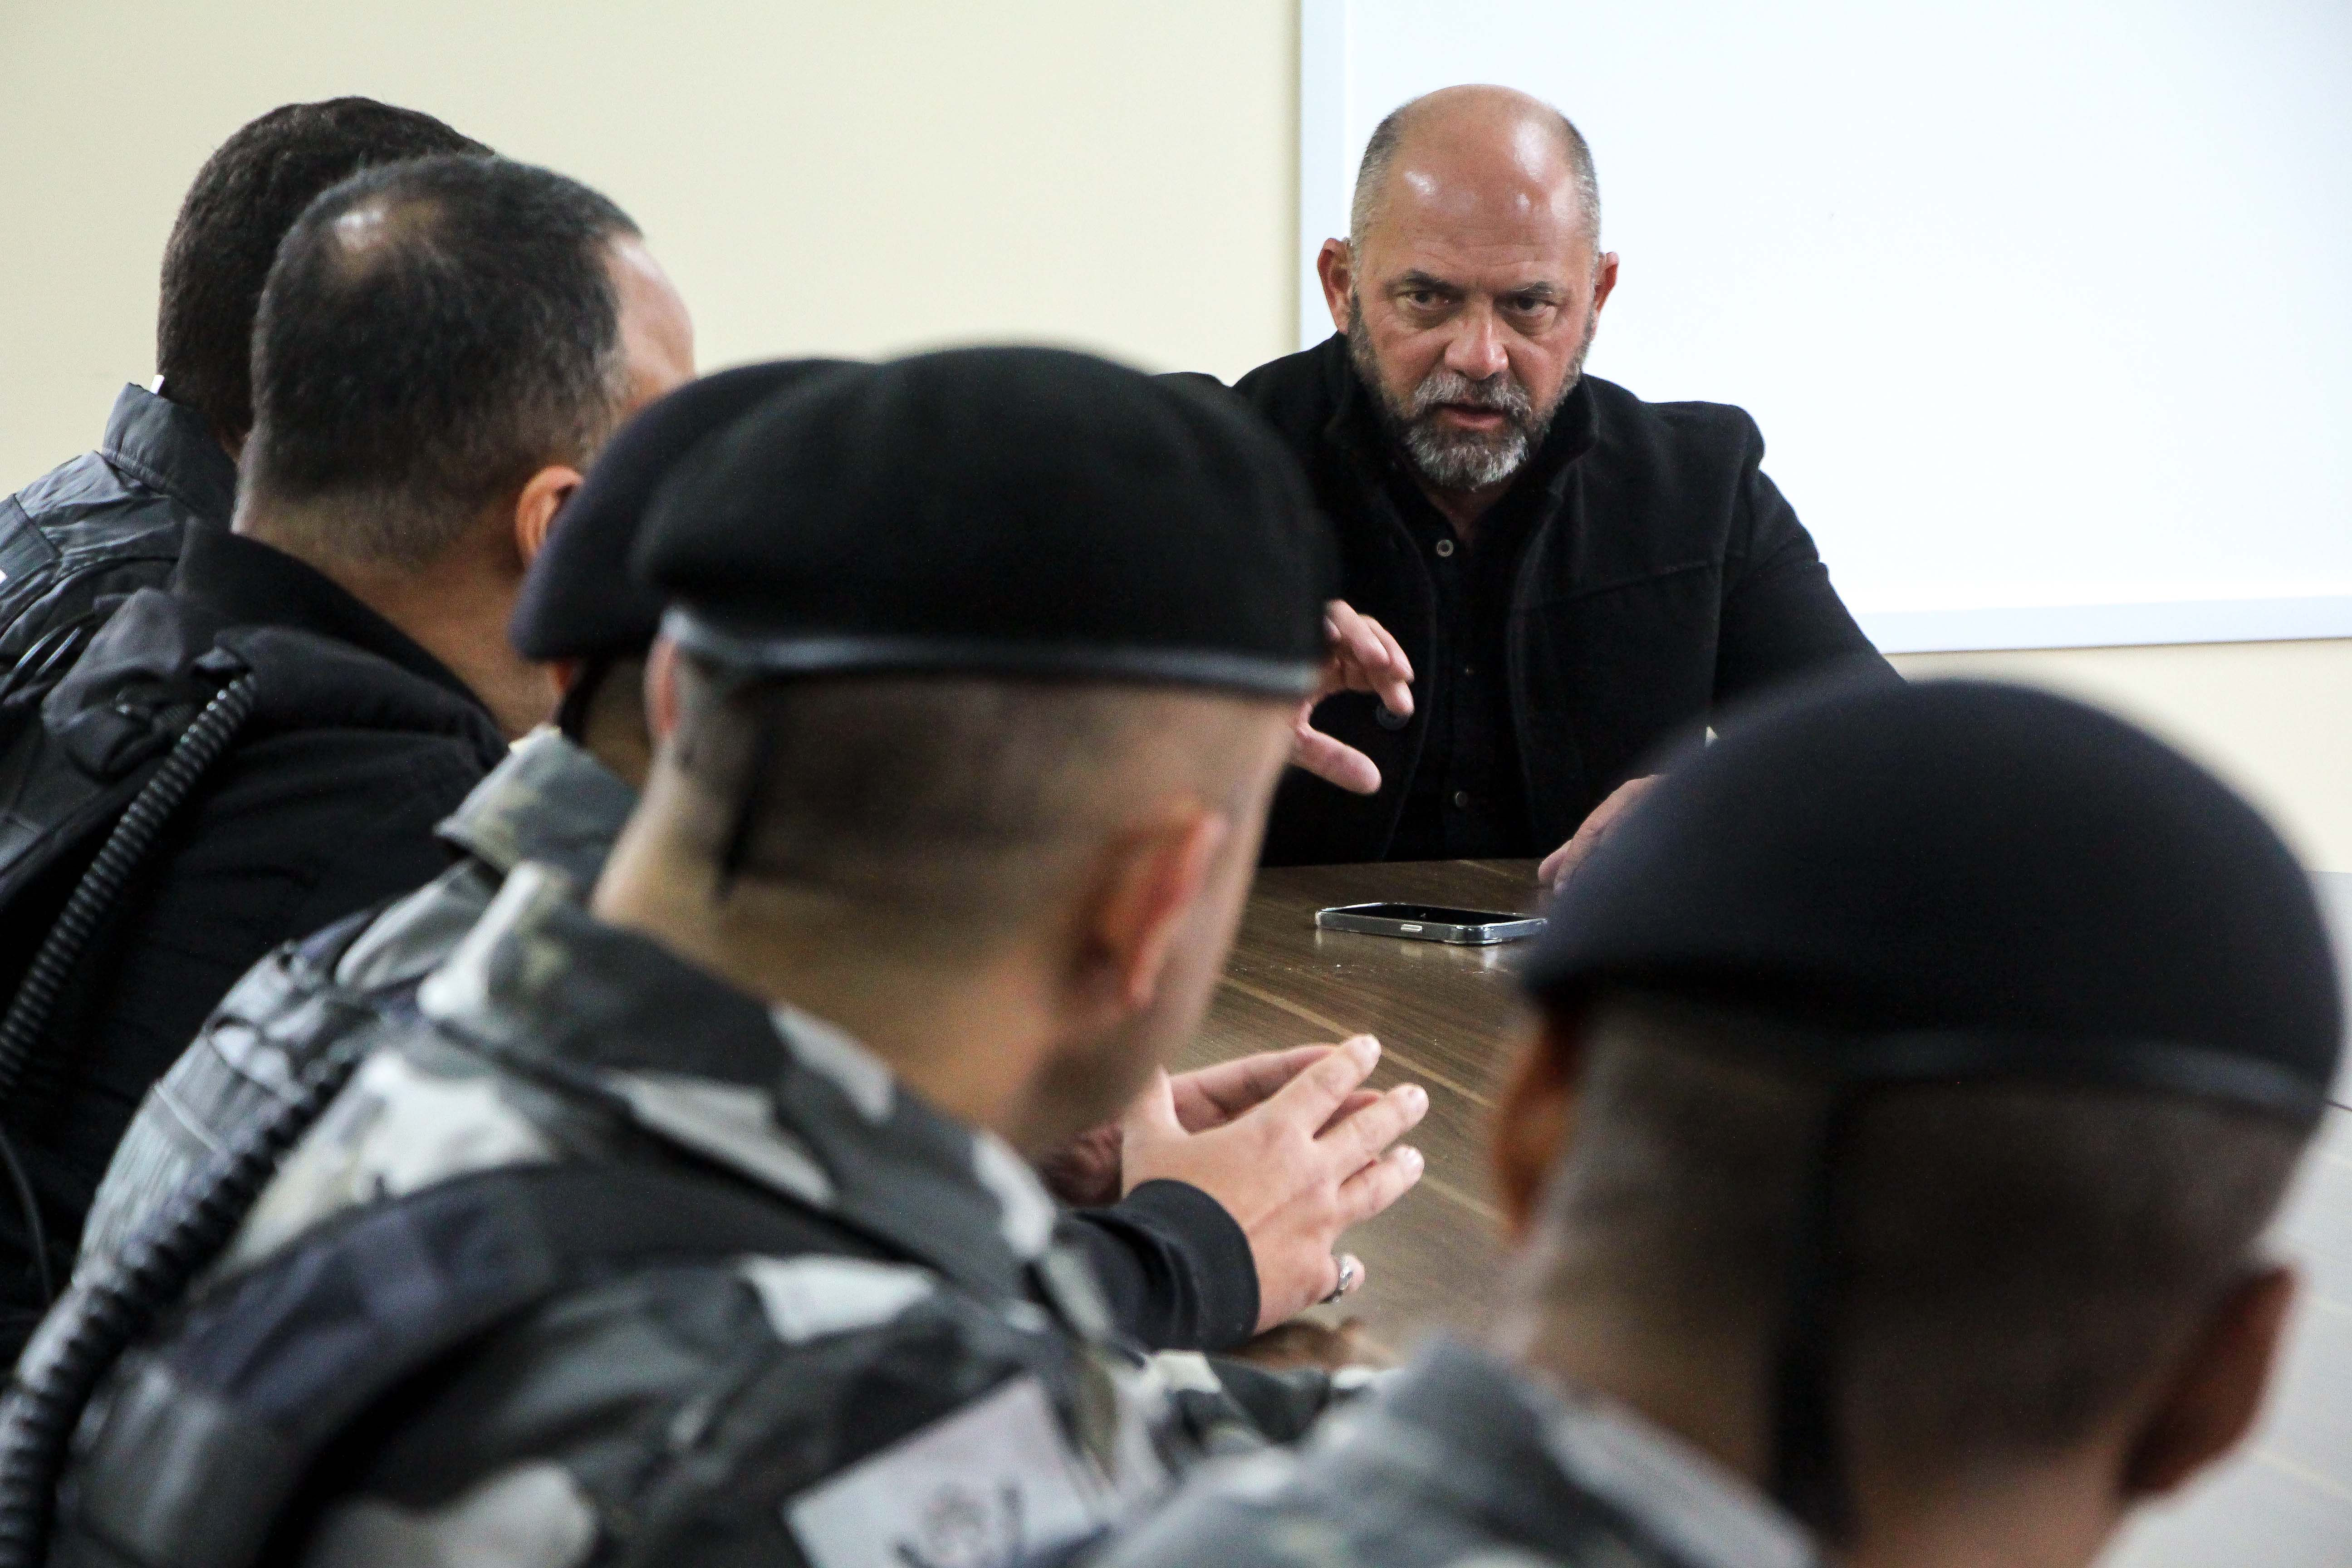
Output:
top-left (667, 661), bottom-right (1280, 941)
top-left (1532, 993), bottom-right (2305, 1472)
top-left (245, 156), bottom-right (639, 568)
top-left (156, 98), bottom-right (490, 446)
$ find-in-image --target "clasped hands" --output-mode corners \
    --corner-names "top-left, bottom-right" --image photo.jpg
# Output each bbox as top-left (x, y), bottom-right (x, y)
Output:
top-left (1035, 1035), bottom-right (1427, 1333)
top-left (1068, 608), bottom-right (1660, 1348)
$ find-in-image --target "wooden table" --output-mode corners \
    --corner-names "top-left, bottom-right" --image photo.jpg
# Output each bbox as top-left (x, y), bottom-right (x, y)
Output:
top-left (1186, 859), bottom-right (2352, 1563)
top-left (1180, 859), bottom-right (1545, 1349)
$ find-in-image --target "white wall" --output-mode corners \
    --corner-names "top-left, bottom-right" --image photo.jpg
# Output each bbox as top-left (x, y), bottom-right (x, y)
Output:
top-left (5, 0), bottom-right (2346, 867)
top-left (1304, 0), bottom-right (2352, 656)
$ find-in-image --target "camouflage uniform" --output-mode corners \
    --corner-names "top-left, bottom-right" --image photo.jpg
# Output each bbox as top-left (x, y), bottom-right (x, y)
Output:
top-left (74, 728), bottom-right (632, 1272)
top-left (79, 730), bottom-right (1264, 1354)
top-left (1091, 1341), bottom-right (1822, 1568)
top-left (53, 857), bottom-right (1335, 1568)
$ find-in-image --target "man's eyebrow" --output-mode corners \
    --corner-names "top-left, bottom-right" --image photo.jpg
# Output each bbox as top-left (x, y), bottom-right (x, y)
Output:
top-left (1503, 281), bottom-right (1567, 302)
top-left (1393, 270), bottom-right (1460, 294)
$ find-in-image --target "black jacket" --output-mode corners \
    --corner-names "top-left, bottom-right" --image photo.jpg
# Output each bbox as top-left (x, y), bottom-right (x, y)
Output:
top-left (0, 525), bottom-right (508, 1348)
top-left (0, 385), bottom-right (235, 673)
top-left (75, 731), bottom-right (1264, 1357)
top-left (1234, 336), bottom-right (1891, 865)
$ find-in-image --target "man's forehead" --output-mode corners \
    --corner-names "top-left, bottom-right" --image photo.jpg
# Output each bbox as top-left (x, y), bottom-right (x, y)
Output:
top-left (1367, 226), bottom-right (1586, 292)
top-left (1365, 141), bottom-right (1588, 275)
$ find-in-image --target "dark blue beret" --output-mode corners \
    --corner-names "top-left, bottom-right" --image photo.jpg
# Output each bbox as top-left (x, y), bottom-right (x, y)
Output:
top-left (1527, 676), bottom-right (2342, 1119)
top-left (634, 346), bottom-right (1333, 698)
top-left (510, 359), bottom-right (855, 662)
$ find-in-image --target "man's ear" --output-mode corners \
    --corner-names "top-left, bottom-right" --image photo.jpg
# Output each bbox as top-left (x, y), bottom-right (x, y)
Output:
top-left (2120, 1265), bottom-right (2298, 1499)
top-left (642, 636), bottom-right (682, 743)
top-left (1491, 1008), bottom-right (1587, 1243)
top-left (512, 464), bottom-right (584, 566)
top-left (1083, 808), bottom-right (1230, 1017)
top-left (1317, 239), bottom-right (1357, 333)
top-left (1591, 252), bottom-right (1621, 318)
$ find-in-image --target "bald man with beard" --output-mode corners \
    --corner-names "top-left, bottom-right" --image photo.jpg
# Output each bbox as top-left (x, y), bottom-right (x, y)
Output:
top-left (1233, 86), bottom-right (1892, 882)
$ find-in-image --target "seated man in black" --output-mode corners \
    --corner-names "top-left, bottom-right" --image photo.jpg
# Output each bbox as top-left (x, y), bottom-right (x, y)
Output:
top-left (1238, 85), bottom-right (1891, 882)
top-left (0, 98), bottom-right (487, 671)
top-left (0, 154), bottom-right (693, 1354)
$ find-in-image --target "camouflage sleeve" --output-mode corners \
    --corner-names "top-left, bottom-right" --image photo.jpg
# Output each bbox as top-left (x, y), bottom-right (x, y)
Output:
top-left (299, 1258), bottom-right (1170, 1568)
top-left (77, 862), bottom-right (498, 1276)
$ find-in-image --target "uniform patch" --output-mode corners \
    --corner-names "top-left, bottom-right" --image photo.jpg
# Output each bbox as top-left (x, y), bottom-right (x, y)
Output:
top-left (306, 1461), bottom-right (598, 1568)
top-left (738, 1254), bottom-right (936, 1343)
top-left (787, 1375), bottom-right (1114, 1568)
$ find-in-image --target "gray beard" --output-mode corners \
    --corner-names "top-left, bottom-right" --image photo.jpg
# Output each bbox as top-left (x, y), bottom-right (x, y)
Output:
top-left (1346, 304), bottom-right (1589, 494)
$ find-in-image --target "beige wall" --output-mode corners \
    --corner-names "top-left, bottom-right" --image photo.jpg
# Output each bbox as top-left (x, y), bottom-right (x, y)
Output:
top-left (1893, 642), bottom-right (2352, 873)
top-left (5, 0), bottom-right (2346, 867)
top-left (0, 0), bottom-right (1299, 445)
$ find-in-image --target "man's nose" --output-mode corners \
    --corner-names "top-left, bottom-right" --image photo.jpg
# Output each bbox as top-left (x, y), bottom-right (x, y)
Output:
top-left (1442, 308), bottom-right (1509, 382)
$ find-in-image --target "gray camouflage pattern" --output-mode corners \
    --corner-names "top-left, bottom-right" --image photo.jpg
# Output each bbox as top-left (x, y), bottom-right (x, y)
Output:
top-left (1090, 1342), bottom-right (1822, 1568)
top-left (69, 849), bottom-right (1287, 1568)
top-left (74, 729), bottom-right (637, 1272)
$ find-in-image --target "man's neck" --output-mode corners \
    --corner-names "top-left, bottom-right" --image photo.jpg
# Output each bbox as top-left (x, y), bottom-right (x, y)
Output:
top-left (1413, 472), bottom-right (1514, 541)
top-left (1507, 1305), bottom-right (2122, 1568)
top-left (1844, 1471), bottom-right (2121, 1568)
top-left (589, 806), bottom-right (1055, 1142)
top-left (1509, 1303), bottom-right (1766, 1484)
top-left (235, 506), bottom-right (549, 738)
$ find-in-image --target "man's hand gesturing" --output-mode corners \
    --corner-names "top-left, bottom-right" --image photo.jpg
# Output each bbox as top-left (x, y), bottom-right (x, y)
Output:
top-left (1291, 601), bottom-right (1415, 795)
top-left (1537, 774), bottom-right (1661, 895)
top-left (1119, 1034), bottom-right (1427, 1331)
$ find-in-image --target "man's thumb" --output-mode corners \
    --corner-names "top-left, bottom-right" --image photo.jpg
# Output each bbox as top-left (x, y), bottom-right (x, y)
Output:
top-left (1120, 1068), bottom-right (1182, 1139)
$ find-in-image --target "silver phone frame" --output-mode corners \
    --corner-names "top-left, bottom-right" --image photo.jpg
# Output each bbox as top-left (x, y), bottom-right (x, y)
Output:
top-left (1312, 902), bottom-right (1548, 946)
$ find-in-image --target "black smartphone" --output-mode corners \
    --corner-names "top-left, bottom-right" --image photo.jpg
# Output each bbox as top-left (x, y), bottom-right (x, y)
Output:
top-left (1313, 902), bottom-right (1547, 946)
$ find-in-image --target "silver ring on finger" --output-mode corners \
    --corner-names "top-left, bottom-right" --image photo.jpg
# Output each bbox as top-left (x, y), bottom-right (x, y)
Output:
top-left (1320, 1254), bottom-right (1362, 1305)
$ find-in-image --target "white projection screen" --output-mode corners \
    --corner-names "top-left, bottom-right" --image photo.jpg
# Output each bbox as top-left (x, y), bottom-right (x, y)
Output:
top-left (1299, 0), bottom-right (2352, 652)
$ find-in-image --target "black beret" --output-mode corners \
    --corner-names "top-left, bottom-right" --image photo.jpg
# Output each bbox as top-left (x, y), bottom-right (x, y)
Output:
top-left (1526, 676), bottom-right (2342, 1120)
top-left (635, 346), bottom-right (1333, 697)
top-left (510, 359), bottom-right (855, 662)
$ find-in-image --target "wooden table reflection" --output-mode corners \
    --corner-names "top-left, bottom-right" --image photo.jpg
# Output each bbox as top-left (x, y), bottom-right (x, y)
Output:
top-left (1181, 859), bottom-right (1544, 1349)
top-left (1186, 860), bottom-right (2352, 1563)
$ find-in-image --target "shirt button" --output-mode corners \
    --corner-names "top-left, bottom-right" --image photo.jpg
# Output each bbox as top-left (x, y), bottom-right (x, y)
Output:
top-left (1451, 790), bottom-right (1471, 808)
top-left (1462, 665), bottom-right (1475, 677)
top-left (1434, 538), bottom-right (1456, 558)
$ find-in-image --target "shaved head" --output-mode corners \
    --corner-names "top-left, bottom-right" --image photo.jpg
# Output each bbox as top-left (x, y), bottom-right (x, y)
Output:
top-left (1319, 84), bottom-right (1618, 512)
top-left (1351, 85), bottom-right (1599, 255)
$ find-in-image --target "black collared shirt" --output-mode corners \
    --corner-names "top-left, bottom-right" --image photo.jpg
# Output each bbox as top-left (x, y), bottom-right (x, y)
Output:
top-left (1231, 336), bottom-right (1893, 867)
top-left (1381, 461), bottom-right (1539, 861)
top-left (171, 524), bottom-right (480, 706)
